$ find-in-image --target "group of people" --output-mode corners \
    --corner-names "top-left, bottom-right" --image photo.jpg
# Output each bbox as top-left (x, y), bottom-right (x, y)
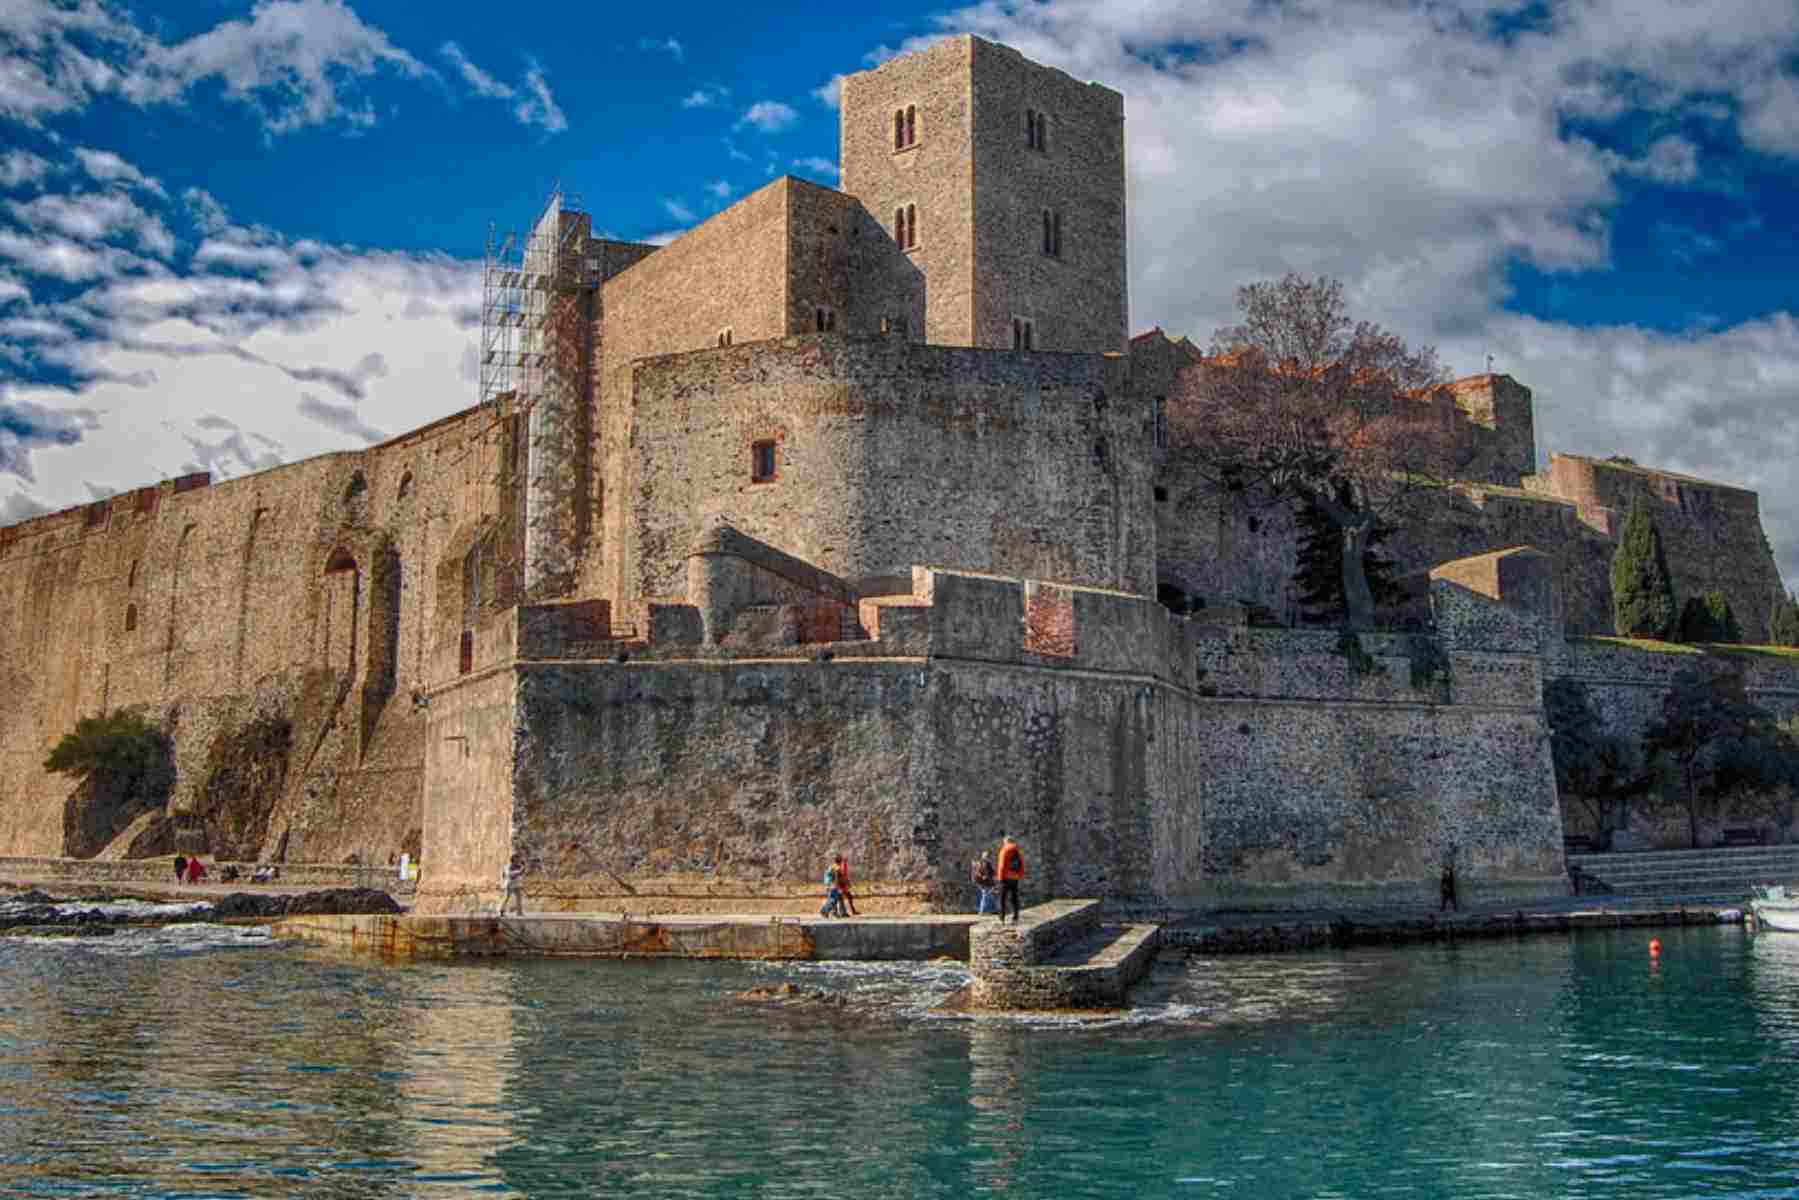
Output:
top-left (970, 833), bottom-right (1025, 921)
top-left (171, 854), bottom-right (206, 885)
top-left (820, 854), bottom-right (858, 918)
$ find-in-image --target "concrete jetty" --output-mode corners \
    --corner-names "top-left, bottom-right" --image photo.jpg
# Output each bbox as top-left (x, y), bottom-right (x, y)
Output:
top-left (270, 910), bottom-right (979, 961)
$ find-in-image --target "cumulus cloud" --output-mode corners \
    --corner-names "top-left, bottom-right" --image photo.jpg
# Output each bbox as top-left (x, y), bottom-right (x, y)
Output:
top-left (812, 75), bottom-right (846, 108)
top-left (740, 100), bottom-right (797, 133)
top-left (8, 190), bottom-right (175, 257)
top-left (72, 146), bottom-right (164, 195)
top-left (682, 86), bottom-right (727, 109)
top-left (1603, 135), bottom-right (1701, 184)
top-left (0, 149), bottom-right (54, 189)
top-left (791, 156), bottom-right (838, 180)
top-left (0, 161), bottom-right (479, 505)
top-left (0, 0), bottom-right (424, 134)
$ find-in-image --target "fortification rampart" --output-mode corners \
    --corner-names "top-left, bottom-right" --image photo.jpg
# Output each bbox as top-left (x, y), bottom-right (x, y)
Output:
top-left (414, 561), bottom-right (1565, 915)
top-left (0, 402), bottom-right (519, 863)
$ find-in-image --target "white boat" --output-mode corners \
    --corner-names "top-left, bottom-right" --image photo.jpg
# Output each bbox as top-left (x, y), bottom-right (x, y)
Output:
top-left (1751, 886), bottom-right (1799, 931)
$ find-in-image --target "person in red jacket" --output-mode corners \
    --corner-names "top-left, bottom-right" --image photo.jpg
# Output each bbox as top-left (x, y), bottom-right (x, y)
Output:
top-left (835, 854), bottom-right (859, 917)
top-left (995, 834), bottom-right (1025, 923)
top-left (185, 856), bottom-right (206, 885)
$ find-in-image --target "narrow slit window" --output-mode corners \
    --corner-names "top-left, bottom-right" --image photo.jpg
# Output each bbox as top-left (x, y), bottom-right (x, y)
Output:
top-left (1025, 107), bottom-right (1036, 148)
top-left (717, 328), bottom-right (733, 348)
top-left (124, 603), bottom-right (137, 633)
top-left (1042, 209), bottom-right (1054, 255)
top-left (894, 108), bottom-right (905, 150)
top-left (1154, 395), bottom-right (1169, 449)
top-left (905, 104), bottom-right (916, 147)
top-left (906, 203), bottom-right (917, 249)
top-left (1011, 317), bottom-right (1035, 351)
top-left (815, 306), bottom-right (836, 333)
top-left (459, 630), bottom-right (474, 676)
top-left (751, 439), bottom-right (778, 483)
top-left (1052, 210), bottom-right (1062, 257)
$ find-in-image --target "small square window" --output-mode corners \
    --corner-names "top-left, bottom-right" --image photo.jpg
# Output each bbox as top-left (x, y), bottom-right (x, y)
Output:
top-left (1154, 486), bottom-right (1169, 503)
top-left (751, 440), bottom-right (778, 483)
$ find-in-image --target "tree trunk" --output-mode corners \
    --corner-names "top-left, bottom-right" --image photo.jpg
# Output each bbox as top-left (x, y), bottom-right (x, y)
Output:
top-left (1340, 521), bottom-right (1376, 632)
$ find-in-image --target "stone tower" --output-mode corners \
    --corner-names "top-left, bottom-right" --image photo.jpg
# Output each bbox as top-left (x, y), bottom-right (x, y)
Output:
top-left (839, 36), bottom-right (1128, 353)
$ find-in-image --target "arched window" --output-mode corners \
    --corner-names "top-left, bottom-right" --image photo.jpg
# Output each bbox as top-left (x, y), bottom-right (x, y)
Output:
top-left (124, 603), bottom-right (137, 633)
top-left (397, 470), bottom-right (414, 502)
top-left (905, 203), bottom-right (917, 249)
top-left (1025, 107), bottom-right (1036, 147)
top-left (894, 108), bottom-right (905, 150)
top-left (344, 473), bottom-right (367, 506)
top-left (905, 104), bottom-right (916, 147)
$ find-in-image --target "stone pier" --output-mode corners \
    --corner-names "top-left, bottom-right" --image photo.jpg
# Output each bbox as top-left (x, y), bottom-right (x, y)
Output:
top-left (968, 899), bottom-right (1161, 1010)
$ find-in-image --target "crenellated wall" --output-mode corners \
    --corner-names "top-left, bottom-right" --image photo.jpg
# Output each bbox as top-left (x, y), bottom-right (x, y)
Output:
top-left (415, 561), bottom-right (1567, 915)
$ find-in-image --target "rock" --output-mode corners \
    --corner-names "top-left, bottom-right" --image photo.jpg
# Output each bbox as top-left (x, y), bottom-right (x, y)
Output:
top-left (209, 887), bottom-right (402, 921)
top-left (732, 982), bottom-right (845, 1005)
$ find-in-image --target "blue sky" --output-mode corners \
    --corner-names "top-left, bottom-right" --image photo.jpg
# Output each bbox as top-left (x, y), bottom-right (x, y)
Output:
top-left (3, 0), bottom-right (1799, 584)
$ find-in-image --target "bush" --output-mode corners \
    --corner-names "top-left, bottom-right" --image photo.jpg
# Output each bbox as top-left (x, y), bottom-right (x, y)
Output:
top-left (45, 709), bottom-right (173, 794)
top-left (1677, 590), bottom-right (1741, 644)
top-left (1771, 591), bottom-right (1799, 647)
top-left (1610, 498), bottom-right (1677, 638)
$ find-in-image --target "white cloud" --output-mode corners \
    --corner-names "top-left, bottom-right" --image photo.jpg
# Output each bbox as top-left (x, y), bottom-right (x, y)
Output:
top-left (183, 187), bottom-right (230, 234)
top-left (812, 74), bottom-right (845, 108)
top-left (0, 274), bottom-right (27, 306)
top-left (791, 156), bottom-right (838, 180)
top-left (1603, 135), bottom-right (1700, 184)
top-left (515, 63), bottom-right (567, 133)
top-left (71, 146), bottom-right (164, 195)
top-left (0, 0), bottom-right (424, 134)
top-left (682, 86), bottom-right (727, 109)
top-left (0, 149), bottom-right (54, 189)
top-left (440, 41), bottom-right (512, 99)
top-left (0, 229), bottom-right (146, 281)
top-left (706, 180), bottom-right (732, 199)
top-left (639, 36), bottom-right (683, 61)
top-left (8, 190), bottom-right (175, 257)
top-left (740, 100), bottom-right (798, 133)
top-left (663, 198), bottom-right (696, 223)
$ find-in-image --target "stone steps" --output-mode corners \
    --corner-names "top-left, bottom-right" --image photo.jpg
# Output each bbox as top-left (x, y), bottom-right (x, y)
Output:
top-left (968, 899), bottom-right (1162, 1009)
top-left (1568, 845), bottom-right (1799, 900)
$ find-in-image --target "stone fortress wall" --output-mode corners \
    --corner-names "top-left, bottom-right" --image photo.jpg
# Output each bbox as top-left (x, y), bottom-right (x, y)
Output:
top-left (0, 33), bottom-right (1789, 906)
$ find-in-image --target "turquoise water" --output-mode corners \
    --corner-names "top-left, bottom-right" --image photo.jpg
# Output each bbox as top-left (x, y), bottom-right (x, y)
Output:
top-left (4, 924), bottom-right (1799, 1198)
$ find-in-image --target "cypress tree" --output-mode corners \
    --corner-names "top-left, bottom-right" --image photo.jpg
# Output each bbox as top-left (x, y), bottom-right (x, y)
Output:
top-left (1611, 497), bottom-right (1677, 638)
top-left (1772, 590), bottom-right (1799, 647)
top-left (1678, 590), bottom-right (1741, 644)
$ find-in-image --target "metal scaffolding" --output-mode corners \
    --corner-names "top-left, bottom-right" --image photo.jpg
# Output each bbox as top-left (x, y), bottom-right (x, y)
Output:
top-left (478, 188), bottom-right (586, 421)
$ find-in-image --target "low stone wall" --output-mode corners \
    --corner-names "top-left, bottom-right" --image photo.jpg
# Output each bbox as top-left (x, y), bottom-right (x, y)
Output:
top-left (0, 855), bottom-right (415, 896)
top-left (969, 899), bottom-right (1160, 1009)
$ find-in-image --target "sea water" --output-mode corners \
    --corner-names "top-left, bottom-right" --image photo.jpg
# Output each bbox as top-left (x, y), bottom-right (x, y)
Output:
top-left (3, 922), bottom-right (1798, 1198)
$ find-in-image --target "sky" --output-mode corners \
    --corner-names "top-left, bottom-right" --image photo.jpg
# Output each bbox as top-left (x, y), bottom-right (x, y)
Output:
top-left (2, 0), bottom-right (1797, 587)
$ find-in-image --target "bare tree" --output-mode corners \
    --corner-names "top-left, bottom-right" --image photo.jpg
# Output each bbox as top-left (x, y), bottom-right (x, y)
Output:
top-left (1169, 275), bottom-right (1455, 631)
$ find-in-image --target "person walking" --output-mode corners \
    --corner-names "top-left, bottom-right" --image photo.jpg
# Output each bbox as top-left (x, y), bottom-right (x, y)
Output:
top-left (972, 853), bottom-right (998, 915)
top-left (173, 855), bottom-right (187, 885)
top-left (820, 855), bottom-right (847, 918)
top-left (185, 856), bottom-right (206, 885)
top-left (996, 833), bottom-right (1025, 923)
top-left (835, 854), bottom-right (859, 917)
top-left (499, 852), bottom-right (526, 917)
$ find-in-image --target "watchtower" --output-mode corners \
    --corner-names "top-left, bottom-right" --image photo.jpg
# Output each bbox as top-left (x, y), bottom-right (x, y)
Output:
top-left (839, 36), bottom-right (1128, 354)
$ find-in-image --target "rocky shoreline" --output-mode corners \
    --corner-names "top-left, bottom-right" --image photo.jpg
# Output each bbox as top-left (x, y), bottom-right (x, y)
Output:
top-left (0, 886), bottom-right (402, 938)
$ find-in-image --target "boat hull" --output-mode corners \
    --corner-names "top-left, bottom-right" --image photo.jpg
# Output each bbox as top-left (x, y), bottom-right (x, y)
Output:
top-left (1752, 900), bottom-right (1799, 932)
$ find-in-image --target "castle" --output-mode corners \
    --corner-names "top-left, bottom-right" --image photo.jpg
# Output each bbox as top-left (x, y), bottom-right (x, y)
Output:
top-left (0, 37), bottom-right (1790, 911)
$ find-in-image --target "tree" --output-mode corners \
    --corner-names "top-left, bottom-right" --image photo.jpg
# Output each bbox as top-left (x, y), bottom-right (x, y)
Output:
top-left (45, 709), bottom-right (173, 796)
top-left (1642, 666), bottom-right (1770, 847)
top-left (1292, 480), bottom-right (1407, 625)
top-left (1610, 498), bottom-right (1677, 638)
top-left (1545, 678), bottom-right (1644, 845)
top-left (1770, 590), bottom-right (1799, 647)
top-left (1677, 590), bottom-right (1741, 644)
top-left (1169, 275), bottom-right (1453, 631)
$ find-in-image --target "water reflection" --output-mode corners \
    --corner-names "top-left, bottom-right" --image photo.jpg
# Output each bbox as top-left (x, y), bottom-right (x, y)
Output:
top-left (6, 927), bottom-right (1799, 1197)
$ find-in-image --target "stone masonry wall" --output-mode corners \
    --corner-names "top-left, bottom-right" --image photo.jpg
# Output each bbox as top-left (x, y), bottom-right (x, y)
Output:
top-left (969, 37), bottom-right (1128, 354)
top-left (840, 36), bottom-right (977, 348)
top-left (0, 402), bottom-right (515, 863)
top-left (623, 335), bottom-right (1154, 606)
top-left (420, 565), bottom-right (1566, 915)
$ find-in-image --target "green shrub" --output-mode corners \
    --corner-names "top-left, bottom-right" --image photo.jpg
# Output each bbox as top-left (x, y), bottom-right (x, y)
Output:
top-left (1677, 590), bottom-right (1741, 644)
top-left (1771, 591), bottom-right (1799, 647)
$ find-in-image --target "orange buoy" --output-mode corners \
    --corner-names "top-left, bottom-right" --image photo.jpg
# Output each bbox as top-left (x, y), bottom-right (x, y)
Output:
top-left (1649, 938), bottom-right (1663, 957)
